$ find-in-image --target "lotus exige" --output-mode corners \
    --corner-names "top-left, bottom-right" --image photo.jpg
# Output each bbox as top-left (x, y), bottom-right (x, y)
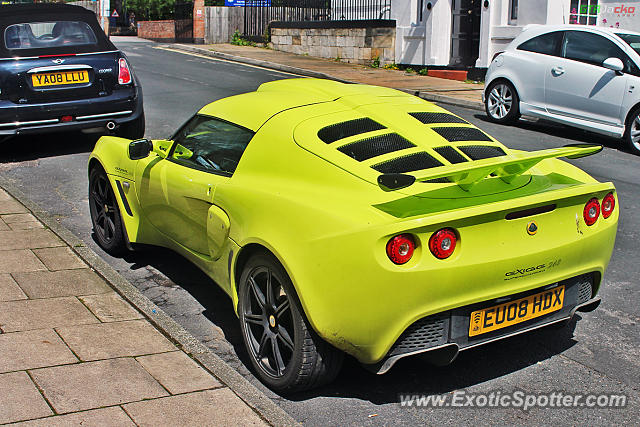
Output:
top-left (88, 79), bottom-right (618, 392)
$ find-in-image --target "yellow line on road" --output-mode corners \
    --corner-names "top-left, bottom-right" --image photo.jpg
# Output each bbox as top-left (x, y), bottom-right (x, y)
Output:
top-left (154, 46), bottom-right (305, 77)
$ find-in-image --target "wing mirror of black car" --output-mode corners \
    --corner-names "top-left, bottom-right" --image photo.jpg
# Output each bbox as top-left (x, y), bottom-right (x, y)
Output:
top-left (128, 138), bottom-right (154, 160)
top-left (603, 57), bottom-right (624, 75)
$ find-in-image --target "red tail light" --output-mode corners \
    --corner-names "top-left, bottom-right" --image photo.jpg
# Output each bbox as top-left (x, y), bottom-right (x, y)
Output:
top-left (602, 193), bottom-right (615, 218)
top-left (386, 234), bottom-right (415, 265)
top-left (118, 58), bottom-right (132, 85)
top-left (583, 198), bottom-right (600, 226)
top-left (429, 228), bottom-right (457, 259)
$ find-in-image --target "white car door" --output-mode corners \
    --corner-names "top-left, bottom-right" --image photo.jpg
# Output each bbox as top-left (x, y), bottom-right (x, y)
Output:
top-left (544, 30), bottom-right (630, 126)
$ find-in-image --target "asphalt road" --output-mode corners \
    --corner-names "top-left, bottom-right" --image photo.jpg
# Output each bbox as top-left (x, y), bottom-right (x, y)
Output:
top-left (0, 39), bottom-right (638, 426)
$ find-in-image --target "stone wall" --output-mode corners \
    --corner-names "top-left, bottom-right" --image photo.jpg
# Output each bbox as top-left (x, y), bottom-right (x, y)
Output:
top-left (270, 21), bottom-right (396, 66)
top-left (204, 6), bottom-right (244, 44)
top-left (137, 20), bottom-right (175, 43)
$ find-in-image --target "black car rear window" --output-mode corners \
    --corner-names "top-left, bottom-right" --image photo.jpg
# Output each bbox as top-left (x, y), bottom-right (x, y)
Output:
top-left (5, 21), bottom-right (97, 50)
top-left (517, 31), bottom-right (564, 56)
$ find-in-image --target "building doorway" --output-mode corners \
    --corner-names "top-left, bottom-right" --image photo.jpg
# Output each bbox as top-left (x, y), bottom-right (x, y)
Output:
top-left (450, 0), bottom-right (482, 67)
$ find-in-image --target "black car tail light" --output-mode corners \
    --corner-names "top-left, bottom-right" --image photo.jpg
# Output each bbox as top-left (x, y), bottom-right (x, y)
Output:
top-left (118, 58), bottom-right (132, 85)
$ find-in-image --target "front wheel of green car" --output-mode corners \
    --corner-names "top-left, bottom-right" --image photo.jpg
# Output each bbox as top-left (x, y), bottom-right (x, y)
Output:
top-left (88, 167), bottom-right (127, 256)
top-left (238, 252), bottom-right (343, 393)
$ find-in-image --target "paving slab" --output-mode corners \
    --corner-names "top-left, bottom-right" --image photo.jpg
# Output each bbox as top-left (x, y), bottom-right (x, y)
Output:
top-left (0, 249), bottom-right (46, 274)
top-left (0, 371), bottom-right (52, 424)
top-left (123, 388), bottom-right (268, 427)
top-left (30, 358), bottom-right (168, 414)
top-left (0, 329), bottom-right (77, 373)
top-left (12, 269), bottom-right (111, 299)
top-left (8, 221), bottom-right (45, 231)
top-left (136, 351), bottom-right (222, 394)
top-left (7, 407), bottom-right (136, 427)
top-left (0, 297), bottom-right (99, 332)
top-left (0, 273), bottom-right (27, 301)
top-left (0, 229), bottom-right (63, 251)
top-left (1, 213), bottom-right (38, 224)
top-left (56, 319), bottom-right (176, 361)
top-left (79, 292), bottom-right (144, 322)
top-left (0, 198), bottom-right (29, 214)
top-left (32, 247), bottom-right (86, 271)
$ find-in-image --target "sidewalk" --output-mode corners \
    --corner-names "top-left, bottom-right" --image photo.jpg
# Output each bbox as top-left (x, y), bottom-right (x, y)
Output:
top-left (0, 187), bottom-right (272, 426)
top-left (169, 43), bottom-right (485, 110)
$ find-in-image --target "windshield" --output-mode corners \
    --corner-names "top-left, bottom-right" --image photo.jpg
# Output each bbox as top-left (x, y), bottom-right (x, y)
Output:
top-left (616, 33), bottom-right (640, 56)
top-left (5, 21), bottom-right (97, 50)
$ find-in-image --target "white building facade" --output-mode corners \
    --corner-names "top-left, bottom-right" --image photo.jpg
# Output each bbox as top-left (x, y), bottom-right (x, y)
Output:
top-left (393, 0), bottom-right (640, 71)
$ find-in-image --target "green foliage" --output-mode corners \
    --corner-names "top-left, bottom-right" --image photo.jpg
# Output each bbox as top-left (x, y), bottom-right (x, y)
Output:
top-left (405, 67), bottom-right (415, 73)
top-left (204, 0), bottom-right (225, 5)
top-left (383, 62), bottom-right (398, 70)
top-left (127, 0), bottom-right (176, 21)
top-left (370, 56), bottom-right (380, 68)
top-left (230, 30), bottom-right (256, 47)
top-left (418, 68), bottom-right (429, 75)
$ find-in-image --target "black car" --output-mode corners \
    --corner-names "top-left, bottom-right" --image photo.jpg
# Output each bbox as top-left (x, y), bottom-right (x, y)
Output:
top-left (0, 3), bottom-right (143, 140)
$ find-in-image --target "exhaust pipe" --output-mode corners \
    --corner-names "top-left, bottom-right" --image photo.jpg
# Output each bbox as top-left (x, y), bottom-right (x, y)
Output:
top-left (106, 121), bottom-right (116, 131)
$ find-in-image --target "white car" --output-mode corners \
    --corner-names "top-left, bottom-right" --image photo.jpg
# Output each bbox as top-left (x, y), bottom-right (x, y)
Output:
top-left (483, 25), bottom-right (640, 155)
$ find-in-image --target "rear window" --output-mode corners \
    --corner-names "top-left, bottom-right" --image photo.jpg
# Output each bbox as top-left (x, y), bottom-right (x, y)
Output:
top-left (5, 21), bottom-right (97, 50)
top-left (517, 31), bottom-right (564, 56)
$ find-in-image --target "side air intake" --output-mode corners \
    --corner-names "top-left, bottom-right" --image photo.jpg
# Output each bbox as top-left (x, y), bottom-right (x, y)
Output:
top-left (458, 145), bottom-right (507, 160)
top-left (410, 112), bottom-right (468, 124)
top-left (433, 127), bottom-right (493, 142)
top-left (372, 152), bottom-right (443, 173)
top-left (433, 146), bottom-right (469, 164)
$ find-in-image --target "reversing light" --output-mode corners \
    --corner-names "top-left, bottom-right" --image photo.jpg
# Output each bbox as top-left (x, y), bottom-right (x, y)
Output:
top-left (602, 193), bottom-right (615, 219)
top-left (386, 234), bottom-right (415, 265)
top-left (429, 228), bottom-right (457, 259)
top-left (118, 58), bottom-right (132, 85)
top-left (583, 198), bottom-right (600, 226)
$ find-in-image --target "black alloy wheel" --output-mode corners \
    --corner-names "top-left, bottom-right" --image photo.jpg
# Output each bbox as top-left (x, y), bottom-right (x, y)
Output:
top-left (88, 167), bottom-right (127, 255)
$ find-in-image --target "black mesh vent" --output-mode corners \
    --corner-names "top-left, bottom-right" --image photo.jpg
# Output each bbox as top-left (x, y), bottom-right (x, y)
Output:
top-left (318, 118), bottom-right (385, 144)
top-left (458, 145), bottom-right (507, 160)
top-left (577, 280), bottom-right (593, 305)
top-left (432, 127), bottom-right (493, 142)
top-left (389, 315), bottom-right (448, 356)
top-left (338, 133), bottom-right (414, 161)
top-left (424, 177), bottom-right (452, 183)
top-left (433, 146), bottom-right (469, 164)
top-left (372, 152), bottom-right (443, 173)
top-left (410, 112), bottom-right (468, 124)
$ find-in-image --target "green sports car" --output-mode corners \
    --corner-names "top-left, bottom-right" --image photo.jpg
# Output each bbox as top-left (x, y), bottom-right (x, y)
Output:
top-left (88, 79), bottom-right (618, 392)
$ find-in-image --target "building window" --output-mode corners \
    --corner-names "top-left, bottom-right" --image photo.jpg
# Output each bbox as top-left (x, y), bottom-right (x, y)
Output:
top-left (570, 0), bottom-right (599, 26)
top-left (510, 0), bottom-right (518, 20)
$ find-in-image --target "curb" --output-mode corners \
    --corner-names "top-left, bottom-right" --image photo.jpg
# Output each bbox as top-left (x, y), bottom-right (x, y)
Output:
top-left (168, 43), bottom-right (485, 111)
top-left (0, 175), bottom-right (298, 427)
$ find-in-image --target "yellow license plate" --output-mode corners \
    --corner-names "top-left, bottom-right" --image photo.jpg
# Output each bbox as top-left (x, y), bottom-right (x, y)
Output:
top-left (469, 285), bottom-right (565, 337)
top-left (31, 70), bottom-right (89, 87)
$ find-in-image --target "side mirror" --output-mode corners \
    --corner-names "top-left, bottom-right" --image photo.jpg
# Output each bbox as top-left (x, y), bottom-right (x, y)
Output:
top-left (128, 138), bottom-right (153, 160)
top-left (603, 57), bottom-right (624, 73)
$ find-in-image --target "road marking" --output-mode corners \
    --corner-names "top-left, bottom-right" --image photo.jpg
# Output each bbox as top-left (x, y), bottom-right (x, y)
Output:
top-left (153, 46), bottom-right (304, 77)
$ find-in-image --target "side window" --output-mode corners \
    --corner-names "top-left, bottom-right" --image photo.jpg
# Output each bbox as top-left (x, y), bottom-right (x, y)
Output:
top-left (562, 31), bottom-right (638, 74)
top-left (170, 115), bottom-right (254, 176)
top-left (517, 31), bottom-right (563, 56)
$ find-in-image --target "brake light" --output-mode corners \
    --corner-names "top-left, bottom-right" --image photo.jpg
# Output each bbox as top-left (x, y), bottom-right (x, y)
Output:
top-left (118, 58), bottom-right (132, 84)
top-left (602, 193), bottom-right (615, 218)
top-left (429, 228), bottom-right (457, 259)
top-left (583, 198), bottom-right (600, 226)
top-left (386, 234), bottom-right (415, 265)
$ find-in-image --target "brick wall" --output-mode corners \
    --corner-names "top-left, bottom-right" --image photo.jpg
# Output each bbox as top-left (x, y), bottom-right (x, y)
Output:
top-left (137, 20), bottom-right (175, 43)
top-left (270, 23), bottom-right (395, 66)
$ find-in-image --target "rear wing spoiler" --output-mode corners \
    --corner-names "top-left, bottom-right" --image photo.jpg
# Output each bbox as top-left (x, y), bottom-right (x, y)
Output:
top-left (377, 144), bottom-right (603, 192)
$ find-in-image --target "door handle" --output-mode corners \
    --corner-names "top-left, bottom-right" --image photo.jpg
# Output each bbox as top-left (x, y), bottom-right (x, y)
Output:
top-left (552, 66), bottom-right (565, 76)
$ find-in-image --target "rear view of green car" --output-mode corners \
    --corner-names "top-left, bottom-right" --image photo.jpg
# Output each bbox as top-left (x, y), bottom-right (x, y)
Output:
top-left (88, 79), bottom-right (618, 392)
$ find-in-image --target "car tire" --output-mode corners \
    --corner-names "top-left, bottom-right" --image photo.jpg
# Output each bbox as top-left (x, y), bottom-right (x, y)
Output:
top-left (485, 80), bottom-right (521, 124)
top-left (116, 112), bottom-right (145, 140)
top-left (88, 166), bottom-right (127, 256)
top-left (238, 252), bottom-right (343, 393)
top-left (624, 107), bottom-right (640, 156)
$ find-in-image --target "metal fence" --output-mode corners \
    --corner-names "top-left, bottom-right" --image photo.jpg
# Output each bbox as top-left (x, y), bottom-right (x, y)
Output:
top-left (243, 0), bottom-right (392, 40)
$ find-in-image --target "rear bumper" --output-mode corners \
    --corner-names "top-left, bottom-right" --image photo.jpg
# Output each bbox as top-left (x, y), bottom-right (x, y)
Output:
top-left (367, 273), bottom-right (598, 374)
top-left (0, 86), bottom-right (142, 136)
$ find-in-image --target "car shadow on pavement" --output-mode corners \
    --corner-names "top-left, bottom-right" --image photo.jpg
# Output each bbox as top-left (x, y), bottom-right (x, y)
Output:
top-left (473, 114), bottom-right (626, 153)
top-left (106, 240), bottom-right (581, 406)
top-left (0, 132), bottom-right (99, 163)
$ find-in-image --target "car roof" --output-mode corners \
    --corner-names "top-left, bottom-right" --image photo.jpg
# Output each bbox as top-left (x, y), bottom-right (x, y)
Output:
top-left (0, 3), bottom-right (94, 16)
top-left (518, 24), bottom-right (640, 40)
